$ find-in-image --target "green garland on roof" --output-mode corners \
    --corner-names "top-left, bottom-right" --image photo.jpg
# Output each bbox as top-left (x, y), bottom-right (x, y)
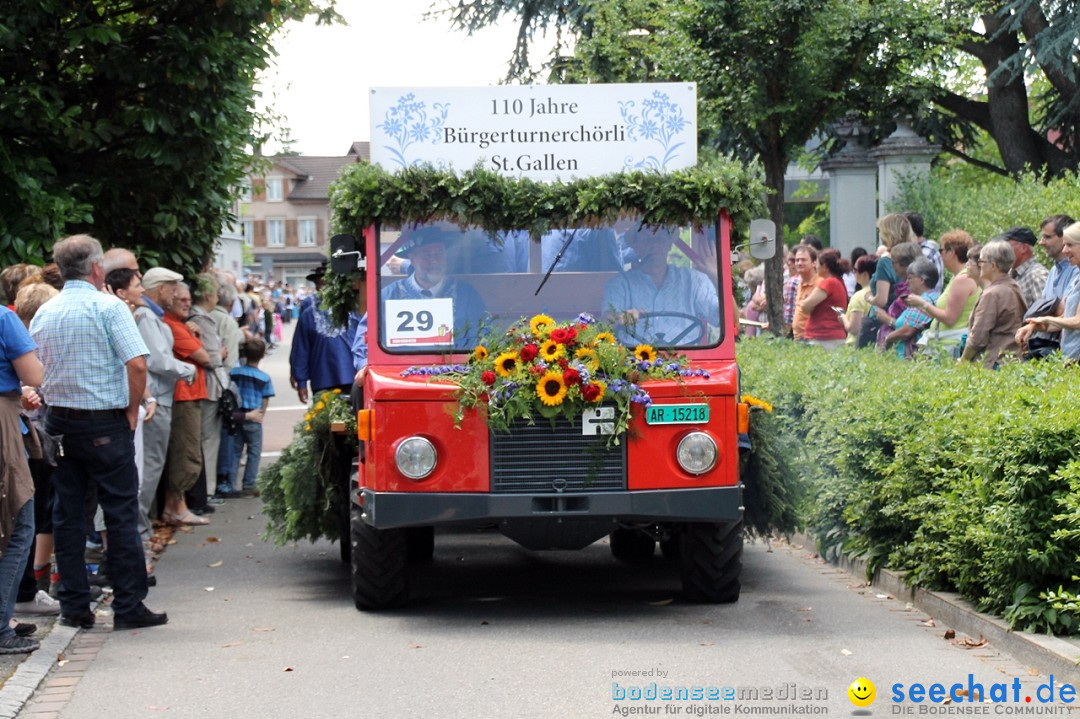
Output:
top-left (320, 159), bottom-right (766, 326)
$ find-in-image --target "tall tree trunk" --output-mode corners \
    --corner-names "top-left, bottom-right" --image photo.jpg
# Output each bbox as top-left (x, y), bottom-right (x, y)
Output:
top-left (762, 151), bottom-right (787, 337)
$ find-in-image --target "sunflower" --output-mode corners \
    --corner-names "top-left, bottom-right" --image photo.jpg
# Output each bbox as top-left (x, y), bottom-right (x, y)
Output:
top-left (529, 314), bottom-right (555, 336)
top-left (535, 370), bottom-right (568, 407)
top-left (539, 339), bottom-right (565, 361)
top-left (494, 351), bottom-right (519, 377)
top-left (633, 344), bottom-right (657, 363)
top-left (574, 347), bottom-right (599, 371)
top-left (473, 345), bottom-right (489, 362)
top-left (314, 401), bottom-right (325, 411)
top-left (594, 331), bottom-right (616, 345)
top-left (740, 394), bottom-right (774, 412)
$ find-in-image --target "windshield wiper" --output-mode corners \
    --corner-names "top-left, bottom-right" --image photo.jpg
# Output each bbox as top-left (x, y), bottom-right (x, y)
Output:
top-left (534, 229), bottom-right (578, 296)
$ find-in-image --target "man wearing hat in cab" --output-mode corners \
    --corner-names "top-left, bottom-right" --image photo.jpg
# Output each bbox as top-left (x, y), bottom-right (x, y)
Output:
top-left (381, 226), bottom-right (487, 350)
top-left (1004, 226), bottom-right (1049, 308)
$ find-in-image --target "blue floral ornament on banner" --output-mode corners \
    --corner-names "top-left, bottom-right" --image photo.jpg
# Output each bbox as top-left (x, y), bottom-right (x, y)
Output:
top-left (618, 91), bottom-right (690, 170)
top-left (377, 93), bottom-right (450, 169)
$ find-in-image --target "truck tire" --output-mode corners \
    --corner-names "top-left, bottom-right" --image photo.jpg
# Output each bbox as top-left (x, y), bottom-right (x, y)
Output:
top-left (679, 520), bottom-right (742, 603)
top-left (338, 490), bottom-right (352, 564)
top-left (351, 507), bottom-right (408, 610)
top-left (610, 527), bottom-right (656, 563)
top-left (406, 526), bottom-right (435, 563)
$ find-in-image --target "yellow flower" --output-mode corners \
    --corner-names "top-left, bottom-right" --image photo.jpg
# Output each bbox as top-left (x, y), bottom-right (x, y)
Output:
top-left (633, 344), bottom-right (657, 363)
top-left (539, 339), bottom-right (564, 361)
top-left (332, 388), bottom-right (342, 394)
top-left (305, 423), bottom-right (312, 431)
top-left (494, 351), bottom-right (519, 377)
top-left (588, 380), bottom-right (607, 403)
top-left (473, 345), bottom-right (489, 362)
top-left (304, 413), bottom-right (312, 421)
top-left (594, 331), bottom-right (616, 345)
top-left (574, 347), bottom-right (599, 371)
top-left (535, 370), bottom-right (568, 407)
top-left (741, 394), bottom-right (774, 412)
top-left (321, 392), bottom-right (331, 401)
top-left (314, 401), bottom-right (325, 411)
top-left (529, 314), bottom-right (555, 336)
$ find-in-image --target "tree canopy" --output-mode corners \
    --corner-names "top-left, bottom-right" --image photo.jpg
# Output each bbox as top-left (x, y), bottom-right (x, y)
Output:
top-left (446, 0), bottom-right (942, 332)
top-left (0, 0), bottom-right (338, 273)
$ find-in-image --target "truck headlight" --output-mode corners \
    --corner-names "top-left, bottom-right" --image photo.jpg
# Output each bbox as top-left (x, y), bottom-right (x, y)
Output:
top-left (395, 436), bottom-right (437, 480)
top-left (676, 432), bottom-right (717, 475)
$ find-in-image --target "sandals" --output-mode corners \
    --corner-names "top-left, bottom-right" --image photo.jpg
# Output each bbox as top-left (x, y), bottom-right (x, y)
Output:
top-left (162, 510), bottom-right (210, 526)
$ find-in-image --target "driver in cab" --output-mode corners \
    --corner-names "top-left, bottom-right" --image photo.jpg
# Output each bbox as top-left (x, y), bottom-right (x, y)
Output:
top-left (602, 225), bottom-right (720, 346)
top-left (381, 227), bottom-right (487, 349)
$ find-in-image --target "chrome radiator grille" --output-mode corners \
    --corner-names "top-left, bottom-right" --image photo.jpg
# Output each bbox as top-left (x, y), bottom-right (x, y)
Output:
top-left (490, 418), bottom-right (627, 494)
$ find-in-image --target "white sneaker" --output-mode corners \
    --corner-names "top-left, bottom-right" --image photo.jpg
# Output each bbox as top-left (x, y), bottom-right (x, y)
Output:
top-left (14, 590), bottom-right (61, 616)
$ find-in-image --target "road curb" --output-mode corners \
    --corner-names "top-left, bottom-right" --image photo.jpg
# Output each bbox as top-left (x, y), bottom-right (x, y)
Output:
top-left (793, 533), bottom-right (1080, 679)
top-left (0, 621), bottom-right (78, 719)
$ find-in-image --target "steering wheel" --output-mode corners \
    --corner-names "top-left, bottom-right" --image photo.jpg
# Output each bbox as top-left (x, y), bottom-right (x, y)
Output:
top-left (625, 311), bottom-right (707, 346)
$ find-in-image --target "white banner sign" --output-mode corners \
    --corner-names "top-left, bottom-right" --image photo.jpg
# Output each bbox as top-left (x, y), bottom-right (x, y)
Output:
top-left (370, 83), bottom-right (697, 181)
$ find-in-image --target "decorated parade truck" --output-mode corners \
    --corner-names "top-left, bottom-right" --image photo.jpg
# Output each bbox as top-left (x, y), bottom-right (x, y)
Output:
top-left (323, 84), bottom-right (772, 610)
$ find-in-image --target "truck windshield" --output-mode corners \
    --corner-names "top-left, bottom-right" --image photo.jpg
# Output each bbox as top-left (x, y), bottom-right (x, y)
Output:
top-left (376, 219), bottom-right (723, 354)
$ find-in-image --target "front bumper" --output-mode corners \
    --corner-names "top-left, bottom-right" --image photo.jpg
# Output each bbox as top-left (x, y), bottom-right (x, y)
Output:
top-left (357, 485), bottom-right (743, 529)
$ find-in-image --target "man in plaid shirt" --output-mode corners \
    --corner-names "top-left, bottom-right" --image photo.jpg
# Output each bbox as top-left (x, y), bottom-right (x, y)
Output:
top-left (30, 235), bottom-right (167, 631)
top-left (1004, 227), bottom-right (1048, 308)
top-left (883, 258), bottom-right (940, 358)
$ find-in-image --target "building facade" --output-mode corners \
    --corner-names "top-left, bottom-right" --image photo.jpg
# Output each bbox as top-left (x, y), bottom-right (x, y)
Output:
top-left (240, 142), bottom-right (368, 287)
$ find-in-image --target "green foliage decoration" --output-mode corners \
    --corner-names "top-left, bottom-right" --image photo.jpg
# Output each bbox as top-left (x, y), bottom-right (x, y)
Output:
top-left (737, 339), bottom-right (1080, 635)
top-left (321, 159), bottom-right (765, 327)
top-left (259, 390), bottom-right (357, 546)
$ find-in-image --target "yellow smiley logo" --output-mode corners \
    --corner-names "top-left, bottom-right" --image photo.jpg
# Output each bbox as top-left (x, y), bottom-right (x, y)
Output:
top-left (848, 677), bottom-right (876, 708)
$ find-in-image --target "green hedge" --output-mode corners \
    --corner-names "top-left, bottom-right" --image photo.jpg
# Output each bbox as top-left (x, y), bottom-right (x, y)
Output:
top-left (892, 168), bottom-right (1080, 245)
top-left (737, 339), bottom-right (1080, 634)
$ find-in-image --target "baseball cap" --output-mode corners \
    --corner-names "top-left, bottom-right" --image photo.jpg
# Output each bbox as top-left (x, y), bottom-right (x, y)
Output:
top-left (142, 267), bottom-right (184, 290)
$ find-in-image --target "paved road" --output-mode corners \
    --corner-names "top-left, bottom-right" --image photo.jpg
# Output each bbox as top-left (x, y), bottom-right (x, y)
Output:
top-left (12, 320), bottom-right (1077, 719)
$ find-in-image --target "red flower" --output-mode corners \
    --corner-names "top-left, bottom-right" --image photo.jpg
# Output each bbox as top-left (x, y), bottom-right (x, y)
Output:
top-left (582, 384), bottom-right (601, 401)
top-left (558, 358), bottom-right (569, 369)
top-left (481, 370), bottom-right (496, 386)
top-left (519, 343), bottom-right (539, 362)
top-left (549, 328), bottom-right (569, 344)
top-left (563, 368), bottom-right (581, 386)
top-left (565, 327), bottom-right (578, 342)
top-left (528, 364), bottom-right (544, 375)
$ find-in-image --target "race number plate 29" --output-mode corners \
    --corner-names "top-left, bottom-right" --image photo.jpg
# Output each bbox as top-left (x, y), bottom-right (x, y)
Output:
top-left (645, 403), bottom-right (709, 425)
top-left (385, 298), bottom-right (454, 347)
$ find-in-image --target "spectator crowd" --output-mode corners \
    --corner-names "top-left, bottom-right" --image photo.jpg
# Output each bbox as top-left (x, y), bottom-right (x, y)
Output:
top-left (741, 211), bottom-right (1080, 367)
top-left (0, 236), bottom-right (317, 654)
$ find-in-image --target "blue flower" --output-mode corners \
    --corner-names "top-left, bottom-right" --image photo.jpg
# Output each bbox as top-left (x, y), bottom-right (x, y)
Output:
top-left (409, 122), bottom-right (430, 142)
top-left (578, 313), bottom-right (596, 325)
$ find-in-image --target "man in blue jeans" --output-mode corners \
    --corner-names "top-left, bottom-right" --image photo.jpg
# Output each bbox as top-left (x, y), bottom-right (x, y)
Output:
top-left (30, 235), bottom-right (167, 631)
top-left (220, 336), bottom-right (274, 496)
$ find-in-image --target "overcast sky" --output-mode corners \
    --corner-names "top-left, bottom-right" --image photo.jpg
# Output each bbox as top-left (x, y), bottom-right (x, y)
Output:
top-left (259, 0), bottom-right (552, 156)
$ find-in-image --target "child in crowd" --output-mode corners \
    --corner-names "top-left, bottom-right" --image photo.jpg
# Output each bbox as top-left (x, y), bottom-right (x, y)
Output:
top-left (219, 336), bottom-right (275, 496)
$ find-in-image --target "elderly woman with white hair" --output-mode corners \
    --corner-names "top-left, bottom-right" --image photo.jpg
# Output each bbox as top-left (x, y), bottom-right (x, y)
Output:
top-left (959, 240), bottom-right (1027, 367)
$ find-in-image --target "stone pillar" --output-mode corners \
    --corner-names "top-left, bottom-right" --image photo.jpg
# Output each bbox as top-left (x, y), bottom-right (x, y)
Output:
top-left (868, 118), bottom-right (940, 217)
top-left (821, 116), bottom-right (878, 260)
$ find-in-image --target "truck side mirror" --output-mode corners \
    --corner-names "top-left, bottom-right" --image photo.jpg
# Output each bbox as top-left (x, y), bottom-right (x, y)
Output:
top-left (747, 219), bottom-right (776, 261)
top-left (330, 234), bottom-right (365, 275)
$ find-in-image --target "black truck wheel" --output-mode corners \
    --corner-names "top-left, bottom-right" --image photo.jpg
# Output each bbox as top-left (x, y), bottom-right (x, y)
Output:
top-left (351, 507), bottom-right (408, 610)
top-left (338, 490), bottom-right (352, 564)
top-left (610, 527), bottom-right (656, 563)
top-left (679, 520), bottom-right (743, 603)
top-left (406, 526), bottom-right (435, 563)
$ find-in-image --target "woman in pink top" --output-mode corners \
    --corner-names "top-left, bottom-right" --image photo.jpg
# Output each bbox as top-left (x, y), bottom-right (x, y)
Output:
top-left (800, 248), bottom-right (849, 349)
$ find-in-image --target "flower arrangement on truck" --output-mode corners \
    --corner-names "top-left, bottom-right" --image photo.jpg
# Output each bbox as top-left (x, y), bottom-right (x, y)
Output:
top-left (324, 83), bottom-right (775, 610)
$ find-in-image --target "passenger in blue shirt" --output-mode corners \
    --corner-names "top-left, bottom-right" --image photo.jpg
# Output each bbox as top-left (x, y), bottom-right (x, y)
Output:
top-left (381, 230), bottom-right (487, 351)
top-left (289, 284), bottom-right (357, 402)
top-left (602, 225), bottom-right (720, 346)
